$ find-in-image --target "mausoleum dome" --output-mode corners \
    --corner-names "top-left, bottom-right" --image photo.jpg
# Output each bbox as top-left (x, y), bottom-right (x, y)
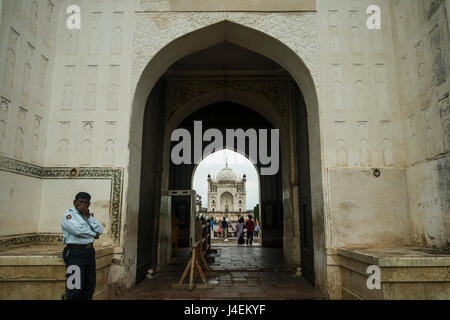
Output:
top-left (216, 164), bottom-right (238, 182)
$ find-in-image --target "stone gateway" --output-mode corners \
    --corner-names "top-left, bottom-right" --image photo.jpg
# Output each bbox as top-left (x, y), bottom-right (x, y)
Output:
top-left (0, 0), bottom-right (449, 300)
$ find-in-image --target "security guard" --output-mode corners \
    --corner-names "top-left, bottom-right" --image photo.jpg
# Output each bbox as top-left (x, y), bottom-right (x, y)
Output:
top-left (61, 192), bottom-right (103, 300)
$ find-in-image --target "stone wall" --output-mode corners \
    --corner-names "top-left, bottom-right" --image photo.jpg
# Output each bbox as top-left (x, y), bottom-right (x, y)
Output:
top-left (0, 170), bottom-right (42, 236)
top-left (45, 0), bottom-right (134, 168)
top-left (317, 0), bottom-right (411, 248)
top-left (0, 0), bottom-right (60, 238)
top-left (390, 0), bottom-right (450, 248)
top-left (0, 157), bottom-right (124, 248)
top-left (138, 0), bottom-right (316, 12)
top-left (0, 0), bottom-right (59, 165)
top-left (0, 0), bottom-right (448, 299)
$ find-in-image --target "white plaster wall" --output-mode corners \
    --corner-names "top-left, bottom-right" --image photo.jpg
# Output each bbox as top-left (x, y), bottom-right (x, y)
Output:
top-left (390, 0), bottom-right (450, 248)
top-left (139, 0), bottom-right (316, 12)
top-left (0, 0), bottom-right (60, 165)
top-left (44, 0), bottom-right (135, 168)
top-left (328, 168), bottom-right (411, 247)
top-left (407, 157), bottom-right (449, 248)
top-left (317, 0), bottom-right (410, 248)
top-left (39, 178), bottom-right (113, 245)
top-left (0, 171), bottom-right (42, 236)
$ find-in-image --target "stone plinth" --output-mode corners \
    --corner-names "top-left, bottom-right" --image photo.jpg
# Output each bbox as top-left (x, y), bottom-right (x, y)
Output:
top-left (0, 244), bottom-right (114, 300)
top-left (327, 247), bottom-right (450, 300)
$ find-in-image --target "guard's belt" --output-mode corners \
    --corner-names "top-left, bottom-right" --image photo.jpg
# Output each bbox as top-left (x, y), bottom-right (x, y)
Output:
top-left (66, 243), bottom-right (93, 249)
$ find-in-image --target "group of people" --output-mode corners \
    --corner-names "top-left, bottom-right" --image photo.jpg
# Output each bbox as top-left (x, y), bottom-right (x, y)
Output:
top-left (61, 191), bottom-right (263, 300)
top-left (214, 215), bottom-right (260, 245)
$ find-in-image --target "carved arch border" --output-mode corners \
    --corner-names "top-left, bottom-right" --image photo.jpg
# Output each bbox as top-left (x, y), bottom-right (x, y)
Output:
top-left (128, 18), bottom-right (325, 290)
top-left (165, 79), bottom-right (291, 126)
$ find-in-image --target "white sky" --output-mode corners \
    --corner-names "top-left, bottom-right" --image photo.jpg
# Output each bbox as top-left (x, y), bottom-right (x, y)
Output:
top-left (192, 149), bottom-right (259, 210)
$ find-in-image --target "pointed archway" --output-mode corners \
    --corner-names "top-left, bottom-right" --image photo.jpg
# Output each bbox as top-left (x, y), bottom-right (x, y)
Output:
top-left (126, 20), bottom-right (325, 291)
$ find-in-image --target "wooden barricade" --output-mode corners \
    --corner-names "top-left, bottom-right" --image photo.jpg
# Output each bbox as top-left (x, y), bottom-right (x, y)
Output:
top-left (172, 219), bottom-right (215, 291)
top-left (201, 219), bottom-right (212, 256)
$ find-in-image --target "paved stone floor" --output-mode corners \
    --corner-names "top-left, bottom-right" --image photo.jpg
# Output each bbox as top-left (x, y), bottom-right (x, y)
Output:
top-left (116, 245), bottom-right (327, 300)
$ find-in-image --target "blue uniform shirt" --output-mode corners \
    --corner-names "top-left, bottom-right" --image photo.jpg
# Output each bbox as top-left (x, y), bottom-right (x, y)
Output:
top-left (61, 207), bottom-right (104, 244)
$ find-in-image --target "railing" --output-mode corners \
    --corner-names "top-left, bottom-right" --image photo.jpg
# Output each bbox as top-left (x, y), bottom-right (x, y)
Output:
top-left (172, 218), bottom-right (214, 291)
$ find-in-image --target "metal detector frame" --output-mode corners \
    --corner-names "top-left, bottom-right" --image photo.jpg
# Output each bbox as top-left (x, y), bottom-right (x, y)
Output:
top-left (168, 190), bottom-right (197, 247)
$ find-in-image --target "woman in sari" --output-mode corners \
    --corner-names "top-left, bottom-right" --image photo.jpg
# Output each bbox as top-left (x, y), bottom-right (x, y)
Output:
top-left (236, 216), bottom-right (245, 245)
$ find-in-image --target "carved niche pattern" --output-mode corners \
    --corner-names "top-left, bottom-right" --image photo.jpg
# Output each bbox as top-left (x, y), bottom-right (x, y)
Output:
top-left (85, 66), bottom-right (98, 110)
top-left (30, 115), bottom-right (41, 164)
top-left (21, 42), bottom-right (35, 104)
top-left (395, 0), bottom-right (406, 44)
top-left (89, 12), bottom-right (102, 55)
top-left (165, 80), bottom-right (290, 124)
top-left (423, 106), bottom-right (436, 158)
top-left (331, 64), bottom-right (343, 110)
top-left (358, 121), bottom-right (370, 167)
top-left (80, 121), bottom-right (94, 165)
top-left (335, 121), bottom-right (347, 167)
top-left (381, 121), bottom-right (393, 166)
top-left (0, 97), bottom-right (10, 153)
top-left (400, 54), bottom-right (412, 101)
top-left (43, 1), bottom-right (54, 48)
top-left (349, 10), bottom-right (362, 54)
top-left (66, 31), bottom-right (79, 55)
top-left (328, 10), bottom-right (339, 53)
top-left (14, 107), bottom-right (27, 160)
top-left (56, 121), bottom-right (70, 165)
top-left (429, 24), bottom-right (447, 87)
top-left (407, 114), bottom-right (419, 163)
top-left (370, 22), bottom-right (383, 54)
top-left (29, 1), bottom-right (38, 35)
top-left (61, 66), bottom-right (76, 111)
top-left (3, 28), bottom-right (20, 94)
top-left (415, 41), bottom-right (425, 95)
top-left (104, 121), bottom-right (117, 166)
top-left (111, 12), bottom-right (124, 55)
top-left (353, 64), bottom-right (366, 109)
top-left (375, 64), bottom-right (390, 111)
top-left (107, 66), bottom-right (120, 111)
top-left (439, 96), bottom-right (450, 153)
top-left (37, 56), bottom-right (49, 106)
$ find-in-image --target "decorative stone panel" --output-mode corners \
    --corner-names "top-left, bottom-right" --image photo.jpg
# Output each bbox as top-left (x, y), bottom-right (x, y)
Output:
top-left (0, 157), bottom-right (124, 247)
top-left (132, 12), bottom-right (319, 96)
top-left (165, 79), bottom-right (290, 125)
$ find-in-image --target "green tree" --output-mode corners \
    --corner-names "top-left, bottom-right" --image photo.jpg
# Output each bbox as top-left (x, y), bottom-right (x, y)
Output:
top-left (253, 204), bottom-right (260, 223)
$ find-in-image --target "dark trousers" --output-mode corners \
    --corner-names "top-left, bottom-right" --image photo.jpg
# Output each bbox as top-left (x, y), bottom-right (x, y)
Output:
top-left (62, 246), bottom-right (96, 300)
top-left (246, 232), bottom-right (254, 245)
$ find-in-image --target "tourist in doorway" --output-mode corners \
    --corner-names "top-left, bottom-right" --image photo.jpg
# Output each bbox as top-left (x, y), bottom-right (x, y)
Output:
top-left (254, 223), bottom-right (260, 238)
top-left (61, 192), bottom-right (104, 300)
top-left (245, 215), bottom-right (256, 245)
top-left (229, 221), bottom-right (235, 236)
top-left (210, 218), bottom-right (214, 237)
top-left (221, 217), bottom-right (228, 239)
top-left (236, 217), bottom-right (245, 245)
